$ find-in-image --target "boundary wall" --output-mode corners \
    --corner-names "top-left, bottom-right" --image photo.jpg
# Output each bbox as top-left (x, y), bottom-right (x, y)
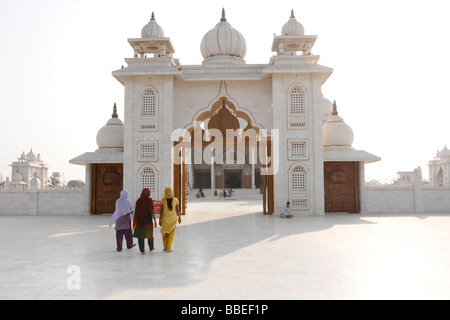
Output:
top-left (0, 179), bottom-right (85, 215)
top-left (1, 179), bottom-right (449, 215)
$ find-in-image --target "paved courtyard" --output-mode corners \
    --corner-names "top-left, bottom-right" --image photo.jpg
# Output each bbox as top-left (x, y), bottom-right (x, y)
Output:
top-left (1, 198), bottom-right (450, 300)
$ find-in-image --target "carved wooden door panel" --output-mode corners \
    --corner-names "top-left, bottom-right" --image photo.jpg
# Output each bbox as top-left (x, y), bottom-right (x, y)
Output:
top-left (182, 161), bottom-right (188, 215)
top-left (92, 164), bottom-right (123, 215)
top-left (324, 162), bottom-right (359, 214)
top-left (261, 139), bottom-right (274, 215)
top-left (173, 143), bottom-right (188, 215)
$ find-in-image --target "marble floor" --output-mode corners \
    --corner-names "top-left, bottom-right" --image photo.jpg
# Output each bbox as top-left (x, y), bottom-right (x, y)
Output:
top-left (1, 198), bottom-right (450, 300)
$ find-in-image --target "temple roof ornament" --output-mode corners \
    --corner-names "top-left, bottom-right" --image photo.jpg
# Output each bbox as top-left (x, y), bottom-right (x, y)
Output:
top-left (323, 100), bottom-right (355, 148)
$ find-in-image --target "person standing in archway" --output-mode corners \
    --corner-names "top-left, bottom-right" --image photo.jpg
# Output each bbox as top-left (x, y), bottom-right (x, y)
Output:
top-left (159, 187), bottom-right (182, 253)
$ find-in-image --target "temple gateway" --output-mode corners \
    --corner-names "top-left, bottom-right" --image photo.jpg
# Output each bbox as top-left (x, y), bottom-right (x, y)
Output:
top-left (70, 9), bottom-right (380, 215)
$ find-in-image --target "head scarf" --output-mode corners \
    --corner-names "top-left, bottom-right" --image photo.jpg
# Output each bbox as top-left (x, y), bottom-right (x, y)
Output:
top-left (164, 187), bottom-right (174, 198)
top-left (109, 190), bottom-right (133, 227)
top-left (133, 188), bottom-right (154, 229)
top-left (163, 187), bottom-right (174, 211)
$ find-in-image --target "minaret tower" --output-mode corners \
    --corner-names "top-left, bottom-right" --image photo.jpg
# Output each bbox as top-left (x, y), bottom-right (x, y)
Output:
top-left (271, 9), bottom-right (317, 57)
top-left (127, 12), bottom-right (176, 63)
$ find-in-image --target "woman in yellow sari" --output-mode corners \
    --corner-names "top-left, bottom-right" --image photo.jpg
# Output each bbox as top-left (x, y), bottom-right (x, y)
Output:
top-left (159, 187), bottom-right (182, 252)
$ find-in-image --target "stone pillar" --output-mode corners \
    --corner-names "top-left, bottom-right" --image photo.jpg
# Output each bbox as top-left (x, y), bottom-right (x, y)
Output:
top-left (29, 176), bottom-right (38, 215)
top-left (278, 42), bottom-right (284, 55)
top-left (85, 164), bottom-right (92, 215)
top-left (162, 75), bottom-right (174, 200)
top-left (251, 163), bottom-right (256, 190)
top-left (358, 162), bottom-right (366, 213)
top-left (249, 147), bottom-right (256, 190)
top-left (413, 167), bottom-right (424, 213)
top-left (211, 148), bottom-right (215, 190)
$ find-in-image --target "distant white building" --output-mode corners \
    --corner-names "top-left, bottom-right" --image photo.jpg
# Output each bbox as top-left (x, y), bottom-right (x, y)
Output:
top-left (395, 171), bottom-right (415, 186)
top-left (9, 149), bottom-right (49, 189)
top-left (429, 145), bottom-right (450, 186)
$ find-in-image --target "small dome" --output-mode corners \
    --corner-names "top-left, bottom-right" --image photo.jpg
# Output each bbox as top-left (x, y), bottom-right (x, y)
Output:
top-left (200, 8), bottom-right (247, 64)
top-left (96, 103), bottom-right (124, 149)
top-left (438, 145), bottom-right (450, 158)
top-left (282, 10), bottom-right (305, 36)
top-left (323, 101), bottom-right (354, 147)
top-left (27, 149), bottom-right (37, 162)
top-left (141, 12), bottom-right (165, 38)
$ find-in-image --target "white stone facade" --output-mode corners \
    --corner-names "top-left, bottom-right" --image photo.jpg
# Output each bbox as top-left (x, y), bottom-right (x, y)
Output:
top-left (73, 9), bottom-right (450, 217)
top-left (110, 10), bottom-right (341, 215)
top-left (2, 10), bottom-right (449, 217)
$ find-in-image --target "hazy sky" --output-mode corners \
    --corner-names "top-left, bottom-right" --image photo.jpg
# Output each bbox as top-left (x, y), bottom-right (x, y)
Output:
top-left (1, 0), bottom-right (449, 183)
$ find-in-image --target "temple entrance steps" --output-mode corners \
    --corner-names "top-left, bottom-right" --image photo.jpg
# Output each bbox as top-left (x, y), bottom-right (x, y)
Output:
top-left (187, 188), bottom-right (262, 201)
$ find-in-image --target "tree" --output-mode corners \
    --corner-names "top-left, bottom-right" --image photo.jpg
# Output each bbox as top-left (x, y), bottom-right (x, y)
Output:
top-left (49, 176), bottom-right (61, 187)
top-left (67, 180), bottom-right (85, 188)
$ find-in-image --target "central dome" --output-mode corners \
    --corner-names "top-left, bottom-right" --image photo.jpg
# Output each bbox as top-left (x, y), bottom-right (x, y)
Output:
top-left (200, 9), bottom-right (247, 64)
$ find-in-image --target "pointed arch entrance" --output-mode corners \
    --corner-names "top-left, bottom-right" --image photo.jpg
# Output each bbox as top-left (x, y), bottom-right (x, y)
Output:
top-left (172, 97), bottom-right (274, 215)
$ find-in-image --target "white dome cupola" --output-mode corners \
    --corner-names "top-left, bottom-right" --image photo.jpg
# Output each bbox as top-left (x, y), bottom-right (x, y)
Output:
top-left (271, 9), bottom-right (317, 56)
top-left (96, 103), bottom-right (124, 150)
top-left (141, 12), bottom-right (165, 38)
top-left (438, 145), bottom-right (450, 158)
top-left (200, 8), bottom-right (247, 65)
top-left (323, 101), bottom-right (354, 148)
top-left (128, 12), bottom-right (175, 60)
top-left (282, 10), bottom-right (305, 36)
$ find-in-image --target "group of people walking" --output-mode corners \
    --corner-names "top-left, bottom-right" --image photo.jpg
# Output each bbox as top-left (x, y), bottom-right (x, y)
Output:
top-left (109, 187), bottom-right (182, 255)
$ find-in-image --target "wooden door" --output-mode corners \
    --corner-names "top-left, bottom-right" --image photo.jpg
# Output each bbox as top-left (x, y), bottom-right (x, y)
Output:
top-left (181, 161), bottom-right (188, 215)
top-left (261, 139), bottom-right (274, 215)
top-left (173, 143), bottom-right (187, 215)
top-left (324, 162), bottom-right (359, 214)
top-left (173, 161), bottom-right (181, 207)
top-left (92, 164), bottom-right (123, 215)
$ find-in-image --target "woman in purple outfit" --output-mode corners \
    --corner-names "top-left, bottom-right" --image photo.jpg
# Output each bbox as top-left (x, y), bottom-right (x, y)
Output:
top-left (109, 190), bottom-right (136, 251)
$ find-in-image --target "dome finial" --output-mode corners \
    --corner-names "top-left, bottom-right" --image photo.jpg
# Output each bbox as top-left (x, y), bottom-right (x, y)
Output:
top-left (221, 8), bottom-right (227, 22)
top-left (112, 102), bottom-right (118, 118)
top-left (201, 8), bottom-right (247, 63)
top-left (282, 9), bottom-right (304, 36)
top-left (332, 100), bottom-right (339, 116)
top-left (141, 12), bottom-right (164, 38)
